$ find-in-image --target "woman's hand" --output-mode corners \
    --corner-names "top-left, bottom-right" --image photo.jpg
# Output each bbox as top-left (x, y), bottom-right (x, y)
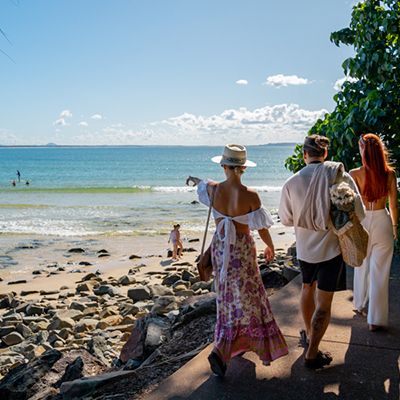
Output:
top-left (264, 246), bottom-right (275, 262)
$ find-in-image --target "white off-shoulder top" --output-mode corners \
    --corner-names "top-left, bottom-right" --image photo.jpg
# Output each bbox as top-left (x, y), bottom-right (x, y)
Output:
top-left (197, 180), bottom-right (274, 280)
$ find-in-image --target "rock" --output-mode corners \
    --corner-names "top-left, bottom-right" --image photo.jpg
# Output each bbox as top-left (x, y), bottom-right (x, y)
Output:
top-left (151, 296), bottom-right (179, 316)
top-left (74, 319), bottom-right (98, 333)
top-left (8, 280), bottom-right (27, 285)
top-left (175, 290), bottom-right (195, 297)
top-left (0, 326), bottom-right (15, 338)
top-left (79, 261), bottom-right (92, 266)
top-left (188, 238), bottom-right (200, 242)
top-left (2, 331), bottom-right (24, 346)
top-left (93, 285), bottom-right (120, 297)
top-left (97, 249), bottom-right (109, 254)
top-left (172, 261), bottom-right (192, 267)
top-left (60, 370), bottom-right (136, 400)
top-left (120, 305), bottom-right (140, 317)
top-left (68, 248), bottom-right (85, 253)
top-left (0, 293), bottom-right (14, 309)
top-left (161, 273), bottom-right (181, 286)
top-left (55, 356), bottom-right (84, 388)
top-left (25, 304), bottom-right (45, 316)
top-left (69, 301), bottom-right (86, 312)
top-left (76, 282), bottom-right (93, 293)
top-left (87, 336), bottom-right (110, 366)
top-left (96, 315), bottom-right (123, 330)
top-left (81, 272), bottom-right (98, 281)
top-left (127, 285), bottom-right (151, 301)
top-left (118, 275), bottom-right (136, 286)
top-left (181, 270), bottom-right (196, 281)
top-left (48, 317), bottom-right (75, 331)
top-left (148, 284), bottom-right (174, 298)
top-left (173, 279), bottom-right (190, 290)
top-left (56, 309), bottom-right (84, 321)
top-left (16, 323), bottom-right (33, 338)
top-left (40, 290), bottom-right (59, 295)
top-left (129, 254), bottom-right (141, 260)
top-left (191, 281), bottom-right (211, 291)
top-left (98, 253), bottom-right (110, 258)
top-left (0, 349), bottom-right (62, 399)
top-left (145, 317), bottom-right (170, 349)
top-left (123, 358), bottom-right (142, 370)
top-left (261, 269), bottom-right (289, 288)
top-left (32, 269), bottom-right (43, 275)
top-left (119, 318), bottom-right (147, 363)
top-left (182, 247), bottom-right (197, 252)
top-left (167, 250), bottom-right (173, 258)
top-left (20, 290), bottom-right (39, 296)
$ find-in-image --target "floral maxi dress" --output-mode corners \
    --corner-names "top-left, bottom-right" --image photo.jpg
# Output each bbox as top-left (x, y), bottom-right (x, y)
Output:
top-left (198, 181), bottom-right (288, 364)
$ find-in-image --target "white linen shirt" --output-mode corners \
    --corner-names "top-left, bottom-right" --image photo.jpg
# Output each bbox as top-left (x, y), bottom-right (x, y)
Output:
top-left (279, 163), bottom-right (364, 264)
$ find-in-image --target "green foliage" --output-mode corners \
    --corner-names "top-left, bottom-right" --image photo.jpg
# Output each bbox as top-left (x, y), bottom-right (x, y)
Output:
top-left (286, 0), bottom-right (400, 173)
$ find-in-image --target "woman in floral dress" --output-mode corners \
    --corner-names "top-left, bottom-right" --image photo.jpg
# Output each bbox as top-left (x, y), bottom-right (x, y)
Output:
top-left (190, 144), bottom-right (288, 377)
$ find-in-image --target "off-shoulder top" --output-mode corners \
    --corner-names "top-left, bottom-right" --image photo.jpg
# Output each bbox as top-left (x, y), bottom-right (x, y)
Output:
top-left (197, 180), bottom-right (274, 280)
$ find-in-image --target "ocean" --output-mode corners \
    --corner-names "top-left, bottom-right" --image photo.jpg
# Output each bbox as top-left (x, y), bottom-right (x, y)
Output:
top-left (0, 145), bottom-right (295, 236)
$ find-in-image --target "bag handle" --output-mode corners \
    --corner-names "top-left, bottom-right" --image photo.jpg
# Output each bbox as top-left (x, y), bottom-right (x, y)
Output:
top-left (200, 185), bottom-right (216, 257)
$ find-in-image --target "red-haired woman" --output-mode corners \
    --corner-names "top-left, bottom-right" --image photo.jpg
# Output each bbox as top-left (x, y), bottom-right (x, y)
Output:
top-left (350, 133), bottom-right (398, 331)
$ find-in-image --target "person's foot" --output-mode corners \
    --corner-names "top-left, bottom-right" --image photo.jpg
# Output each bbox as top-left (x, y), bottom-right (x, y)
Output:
top-left (304, 351), bottom-right (333, 370)
top-left (299, 329), bottom-right (309, 349)
top-left (369, 324), bottom-right (386, 332)
top-left (208, 351), bottom-right (227, 377)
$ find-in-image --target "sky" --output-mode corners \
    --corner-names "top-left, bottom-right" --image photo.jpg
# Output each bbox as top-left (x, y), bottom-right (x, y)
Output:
top-left (0, 0), bottom-right (357, 146)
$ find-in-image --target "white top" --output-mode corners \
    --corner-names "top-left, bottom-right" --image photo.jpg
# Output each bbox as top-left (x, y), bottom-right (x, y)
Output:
top-left (279, 163), bottom-right (363, 263)
top-left (197, 180), bottom-right (274, 280)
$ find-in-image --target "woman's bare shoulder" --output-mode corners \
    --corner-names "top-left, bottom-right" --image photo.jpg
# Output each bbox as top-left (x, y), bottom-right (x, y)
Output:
top-left (349, 166), bottom-right (363, 176)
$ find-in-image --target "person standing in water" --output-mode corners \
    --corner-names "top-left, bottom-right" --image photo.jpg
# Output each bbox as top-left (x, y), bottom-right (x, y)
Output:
top-left (17, 170), bottom-right (21, 182)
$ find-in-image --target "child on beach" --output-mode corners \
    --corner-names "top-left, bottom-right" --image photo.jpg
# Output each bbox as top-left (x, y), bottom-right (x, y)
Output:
top-left (169, 224), bottom-right (183, 261)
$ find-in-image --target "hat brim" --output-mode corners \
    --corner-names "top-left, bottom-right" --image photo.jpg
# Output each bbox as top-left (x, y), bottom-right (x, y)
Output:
top-left (211, 156), bottom-right (256, 167)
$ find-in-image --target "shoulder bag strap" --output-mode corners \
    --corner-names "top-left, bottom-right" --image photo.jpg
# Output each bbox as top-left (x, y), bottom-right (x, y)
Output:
top-left (200, 185), bottom-right (216, 257)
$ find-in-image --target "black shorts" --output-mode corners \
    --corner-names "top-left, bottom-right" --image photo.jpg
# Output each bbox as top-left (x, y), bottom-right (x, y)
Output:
top-left (299, 254), bottom-right (346, 292)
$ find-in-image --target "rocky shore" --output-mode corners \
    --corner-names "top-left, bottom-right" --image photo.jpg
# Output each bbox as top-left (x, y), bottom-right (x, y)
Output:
top-left (0, 236), bottom-right (299, 400)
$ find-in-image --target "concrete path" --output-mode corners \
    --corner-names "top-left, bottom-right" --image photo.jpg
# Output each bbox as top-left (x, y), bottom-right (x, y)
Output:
top-left (144, 256), bottom-right (400, 400)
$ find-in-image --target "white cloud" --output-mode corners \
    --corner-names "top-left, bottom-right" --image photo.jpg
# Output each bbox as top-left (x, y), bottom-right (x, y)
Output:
top-left (79, 121), bottom-right (88, 127)
top-left (0, 129), bottom-right (19, 145)
top-left (236, 79), bottom-right (248, 85)
top-left (60, 110), bottom-right (72, 118)
top-left (264, 74), bottom-right (310, 87)
top-left (53, 109), bottom-right (72, 127)
top-left (334, 76), bottom-right (358, 91)
top-left (91, 114), bottom-right (103, 120)
top-left (53, 118), bottom-right (67, 126)
top-left (71, 104), bottom-right (326, 145)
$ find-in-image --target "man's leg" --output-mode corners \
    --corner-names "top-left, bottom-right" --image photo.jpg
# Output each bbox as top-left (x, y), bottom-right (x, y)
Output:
top-left (300, 282), bottom-right (316, 338)
top-left (305, 288), bottom-right (334, 360)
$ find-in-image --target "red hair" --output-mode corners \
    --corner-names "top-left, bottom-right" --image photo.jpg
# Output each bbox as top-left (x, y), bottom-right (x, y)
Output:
top-left (359, 133), bottom-right (394, 202)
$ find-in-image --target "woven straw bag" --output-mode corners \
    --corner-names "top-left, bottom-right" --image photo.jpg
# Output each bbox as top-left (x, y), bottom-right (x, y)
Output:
top-left (334, 212), bottom-right (369, 267)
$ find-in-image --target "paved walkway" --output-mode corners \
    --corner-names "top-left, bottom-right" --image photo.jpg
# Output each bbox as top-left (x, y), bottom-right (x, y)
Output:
top-left (144, 256), bottom-right (400, 400)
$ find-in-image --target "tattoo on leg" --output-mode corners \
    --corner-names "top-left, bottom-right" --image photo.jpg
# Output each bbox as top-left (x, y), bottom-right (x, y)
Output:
top-left (312, 310), bottom-right (328, 336)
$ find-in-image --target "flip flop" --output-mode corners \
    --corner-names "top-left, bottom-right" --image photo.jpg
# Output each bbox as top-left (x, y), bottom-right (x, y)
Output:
top-left (299, 329), bottom-right (309, 349)
top-left (304, 351), bottom-right (333, 370)
top-left (208, 351), bottom-right (227, 377)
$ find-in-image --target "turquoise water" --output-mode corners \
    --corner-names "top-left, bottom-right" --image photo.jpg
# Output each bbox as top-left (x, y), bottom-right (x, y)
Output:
top-left (0, 145), bottom-right (295, 236)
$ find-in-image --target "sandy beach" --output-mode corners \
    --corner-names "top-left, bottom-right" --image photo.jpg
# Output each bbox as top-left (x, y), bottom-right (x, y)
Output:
top-left (0, 227), bottom-right (296, 297)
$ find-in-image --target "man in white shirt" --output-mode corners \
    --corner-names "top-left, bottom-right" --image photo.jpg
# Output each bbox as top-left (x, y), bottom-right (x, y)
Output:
top-left (279, 135), bottom-right (364, 369)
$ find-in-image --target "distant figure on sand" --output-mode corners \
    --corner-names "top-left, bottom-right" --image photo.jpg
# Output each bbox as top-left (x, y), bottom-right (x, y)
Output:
top-left (17, 170), bottom-right (21, 182)
top-left (25, 180), bottom-right (30, 186)
top-left (350, 133), bottom-right (398, 332)
top-left (189, 144), bottom-right (288, 377)
top-left (279, 135), bottom-right (364, 369)
top-left (168, 224), bottom-right (183, 261)
top-left (11, 180), bottom-right (16, 187)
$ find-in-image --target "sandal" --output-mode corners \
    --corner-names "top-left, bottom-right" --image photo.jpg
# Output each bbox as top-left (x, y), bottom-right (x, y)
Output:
top-left (208, 351), bottom-right (227, 377)
top-left (299, 329), bottom-right (309, 349)
top-left (304, 351), bottom-right (333, 370)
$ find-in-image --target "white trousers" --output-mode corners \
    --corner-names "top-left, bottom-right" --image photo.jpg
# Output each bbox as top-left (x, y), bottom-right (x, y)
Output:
top-left (353, 209), bottom-right (394, 326)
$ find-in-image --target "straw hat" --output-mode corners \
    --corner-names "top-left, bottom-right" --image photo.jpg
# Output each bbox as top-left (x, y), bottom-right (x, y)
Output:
top-left (211, 144), bottom-right (256, 167)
